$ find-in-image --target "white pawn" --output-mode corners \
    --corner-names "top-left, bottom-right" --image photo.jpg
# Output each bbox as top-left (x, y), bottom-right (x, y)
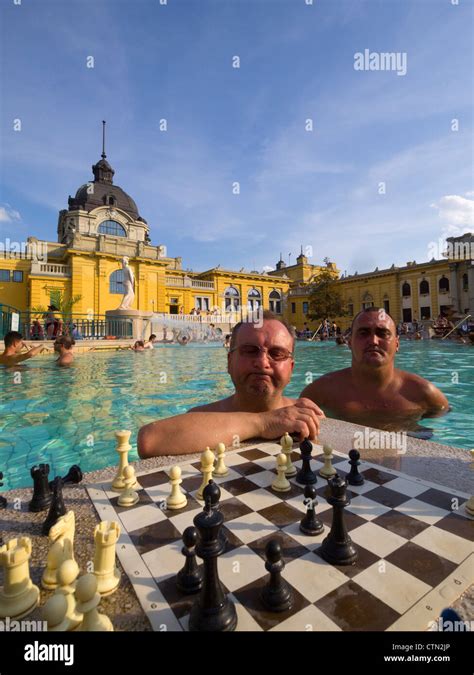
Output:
top-left (54, 559), bottom-right (82, 631)
top-left (272, 454), bottom-right (291, 492)
top-left (75, 574), bottom-right (113, 632)
top-left (112, 430), bottom-right (138, 492)
top-left (214, 442), bottom-right (229, 477)
top-left (93, 521), bottom-right (121, 596)
top-left (117, 465), bottom-right (139, 507)
top-left (280, 432), bottom-right (296, 477)
top-left (196, 448), bottom-right (215, 500)
top-left (166, 466), bottom-right (187, 510)
top-left (319, 444), bottom-right (337, 479)
top-left (43, 593), bottom-right (70, 632)
top-left (464, 449), bottom-right (474, 518)
top-left (0, 537), bottom-right (40, 619)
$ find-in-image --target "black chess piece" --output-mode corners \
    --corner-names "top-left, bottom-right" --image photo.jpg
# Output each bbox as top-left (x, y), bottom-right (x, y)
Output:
top-left (299, 485), bottom-right (324, 535)
top-left (60, 464), bottom-right (83, 486)
top-left (41, 477), bottom-right (67, 535)
top-left (347, 449), bottom-right (364, 486)
top-left (296, 438), bottom-right (317, 485)
top-left (48, 464), bottom-right (83, 490)
top-left (189, 481), bottom-right (237, 632)
top-left (0, 471), bottom-right (7, 510)
top-left (261, 539), bottom-right (293, 612)
top-left (318, 474), bottom-right (358, 565)
top-left (29, 464), bottom-right (52, 512)
top-left (176, 526), bottom-right (203, 594)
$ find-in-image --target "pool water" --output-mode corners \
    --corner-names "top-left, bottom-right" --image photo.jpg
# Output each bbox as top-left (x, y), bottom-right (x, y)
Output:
top-left (0, 340), bottom-right (472, 490)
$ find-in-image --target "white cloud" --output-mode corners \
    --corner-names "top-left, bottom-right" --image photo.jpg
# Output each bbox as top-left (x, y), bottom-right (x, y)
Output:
top-left (430, 194), bottom-right (474, 237)
top-left (0, 204), bottom-right (21, 223)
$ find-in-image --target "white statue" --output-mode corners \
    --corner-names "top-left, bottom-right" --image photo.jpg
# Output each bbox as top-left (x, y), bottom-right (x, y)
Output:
top-left (118, 257), bottom-right (135, 310)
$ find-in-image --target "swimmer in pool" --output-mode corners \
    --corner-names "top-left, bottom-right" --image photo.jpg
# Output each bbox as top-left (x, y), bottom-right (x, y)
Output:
top-left (54, 336), bottom-right (75, 366)
top-left (300, 307), bottom-right (449, 432)
top-left (0, 331), bottom-right (45, 366)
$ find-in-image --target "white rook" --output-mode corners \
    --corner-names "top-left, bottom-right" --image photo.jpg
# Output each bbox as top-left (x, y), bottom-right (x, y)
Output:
top-left (0, 537), bottom-right (40, 619)
top-left (93, 521), bottom-right (121, 596)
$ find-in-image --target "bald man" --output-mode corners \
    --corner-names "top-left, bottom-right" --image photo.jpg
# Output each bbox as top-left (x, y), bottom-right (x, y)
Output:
top-left (138, 311), bottom-right (324, 457)
top-left (300, 307), bottom-right (449, 431)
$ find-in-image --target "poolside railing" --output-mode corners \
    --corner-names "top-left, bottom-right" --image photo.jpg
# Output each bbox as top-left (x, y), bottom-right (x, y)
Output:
top-left (19, 313), bottom-right (133, 340)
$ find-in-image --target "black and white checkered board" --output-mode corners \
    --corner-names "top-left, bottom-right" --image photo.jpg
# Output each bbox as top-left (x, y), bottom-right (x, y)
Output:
top-left (86, 442), bottom-right (473, 632)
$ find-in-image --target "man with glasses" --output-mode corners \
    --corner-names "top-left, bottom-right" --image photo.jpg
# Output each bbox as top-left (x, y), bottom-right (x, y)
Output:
top-left (300, 307), bottom-right (449, 431)
top-left (138, 311), bottom-right (324, 457)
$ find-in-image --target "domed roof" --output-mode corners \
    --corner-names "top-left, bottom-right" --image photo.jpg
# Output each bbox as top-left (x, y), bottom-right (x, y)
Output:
top-left (67, 154), bottom-right (141, 221)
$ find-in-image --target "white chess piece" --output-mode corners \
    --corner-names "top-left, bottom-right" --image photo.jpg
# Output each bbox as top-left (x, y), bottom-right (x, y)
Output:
top-left (464, 449), bottom-right (474, 518)
top-left (117, 465), bottom-right (139, 507)
top-left (166, 466), bottom-right (187, 510)
top-left (43, 593), bottom-right (70, 632)
top-left (55, 559), bottom-right (82, 631)
top-left (196, 448), bottom-right (215, 500)
top-left (214, 442), bottom-right (229, 477)
top-left (112, 430), bottom-right (138, 492)
top-left (280, 432), bottom-right (296, 477)
top-left (75, 574), bottom-right (113, 632)
top-left (0, 537), bottom-right (40, 619)
top-left (42, 511), bottom-right (75, 590)
top-left (319, 445), bottom-right (337, 479)
top-left (272, 453), bottom-right (291, 492)
top-left (93, 521), bottom-right (121, 596)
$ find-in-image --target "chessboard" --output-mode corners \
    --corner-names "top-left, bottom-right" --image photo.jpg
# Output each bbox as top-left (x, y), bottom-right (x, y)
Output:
top-left (86, 442), bottom-right (473, 632)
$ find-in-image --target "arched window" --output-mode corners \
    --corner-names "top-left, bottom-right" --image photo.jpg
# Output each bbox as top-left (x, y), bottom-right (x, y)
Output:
top-left (98, 220), bottom-right (126, 237)
top-left (247, 288), bottom-right (261, 311)
top-left (110, 269), bottom-right (124, 294)
top-left (269, 290), bottom-right (281, 314)
top-left (420, 279), bottom-right (430, 295)
top-left (439, 276), bottom-right (449, 293)
top-left (462, 273), bottom-right (468, 292)
top-left (224, 286), bottom-right (240, 311)
top-left (402, 282), bottom-right (411, 297)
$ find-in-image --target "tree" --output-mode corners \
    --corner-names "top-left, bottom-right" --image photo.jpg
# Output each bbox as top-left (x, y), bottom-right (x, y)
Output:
top-left (31, 288), bottom-right (82, 322)
top-left (306, 270), bottom-right (347, 323)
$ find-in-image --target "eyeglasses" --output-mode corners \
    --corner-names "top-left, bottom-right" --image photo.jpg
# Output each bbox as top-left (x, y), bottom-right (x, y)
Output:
top-left (229, 344), bottom-right (294, 361)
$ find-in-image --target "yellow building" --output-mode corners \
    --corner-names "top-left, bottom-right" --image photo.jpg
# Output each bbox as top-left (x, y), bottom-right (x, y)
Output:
top-left (335, 238), bottom-right (473, 331)
top-left (0, 149), bottom-right (292, 332)
top-left (1, 143), bottom-right (472, 338)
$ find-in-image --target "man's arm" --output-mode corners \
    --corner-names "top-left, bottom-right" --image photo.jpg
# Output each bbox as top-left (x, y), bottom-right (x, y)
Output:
top-left (137, 399), bottom-right (324, 458)
top-left (419, 380), bottom-right (450, 417)
top-left (2, 345), bottom-right (44, 365)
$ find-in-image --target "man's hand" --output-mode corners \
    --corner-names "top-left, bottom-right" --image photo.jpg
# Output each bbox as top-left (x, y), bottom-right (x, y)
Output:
top-left (259, 398), bottom-right (325, 441)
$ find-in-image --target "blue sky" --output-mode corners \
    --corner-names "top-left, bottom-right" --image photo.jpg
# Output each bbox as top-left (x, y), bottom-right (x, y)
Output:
top-left (0, 0), bottom-right (472, 276)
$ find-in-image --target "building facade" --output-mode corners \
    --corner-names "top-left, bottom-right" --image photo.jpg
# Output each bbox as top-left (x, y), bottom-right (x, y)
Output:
top-left (0, 147), bottom-right (472, 334)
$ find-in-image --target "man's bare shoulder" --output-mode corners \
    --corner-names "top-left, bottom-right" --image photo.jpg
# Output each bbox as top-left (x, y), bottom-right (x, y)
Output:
top-left (300, 368), bottom-right (352, 401)
top-left (397, 369), bottom-right (449, 408)
top-left (187, 398), bottom-right (233, 413)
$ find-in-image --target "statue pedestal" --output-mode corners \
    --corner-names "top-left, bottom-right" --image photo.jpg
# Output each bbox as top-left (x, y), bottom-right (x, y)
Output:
top-left (105, 309), bottom-right (153, 341)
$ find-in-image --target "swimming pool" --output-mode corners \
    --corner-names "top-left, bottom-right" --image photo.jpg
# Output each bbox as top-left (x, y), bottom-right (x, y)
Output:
top-left (0, 340), bottom-right (472, 489)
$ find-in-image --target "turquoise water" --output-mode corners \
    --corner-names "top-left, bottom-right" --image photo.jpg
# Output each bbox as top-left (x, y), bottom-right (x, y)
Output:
top-left (0, 341), bottom-right (472, 490)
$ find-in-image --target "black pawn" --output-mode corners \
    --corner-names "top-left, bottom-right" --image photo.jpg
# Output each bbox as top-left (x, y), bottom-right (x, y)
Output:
top-left (300, 485), bottom-right (324, 536)
top-left (0, 471), bottom-right (6, 510)
top-left (29, 464), bottom-right (52, 512)
top-left (42, 477), bottom-right (66, 535)
top-left (296, 438), bottom-right (317, 485)
top-left (59, 464), bottom-right (83, 486)
top-left (261, 539), bottom-right (293, 612)
top-left (347, 449), bottom-right (364, 486)
top-left (176, 526), bottom-right (203, 594)
top-left (189, 481), bottom-right (237, 632)
top-left (318, 474), bottom-right (358, 566)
